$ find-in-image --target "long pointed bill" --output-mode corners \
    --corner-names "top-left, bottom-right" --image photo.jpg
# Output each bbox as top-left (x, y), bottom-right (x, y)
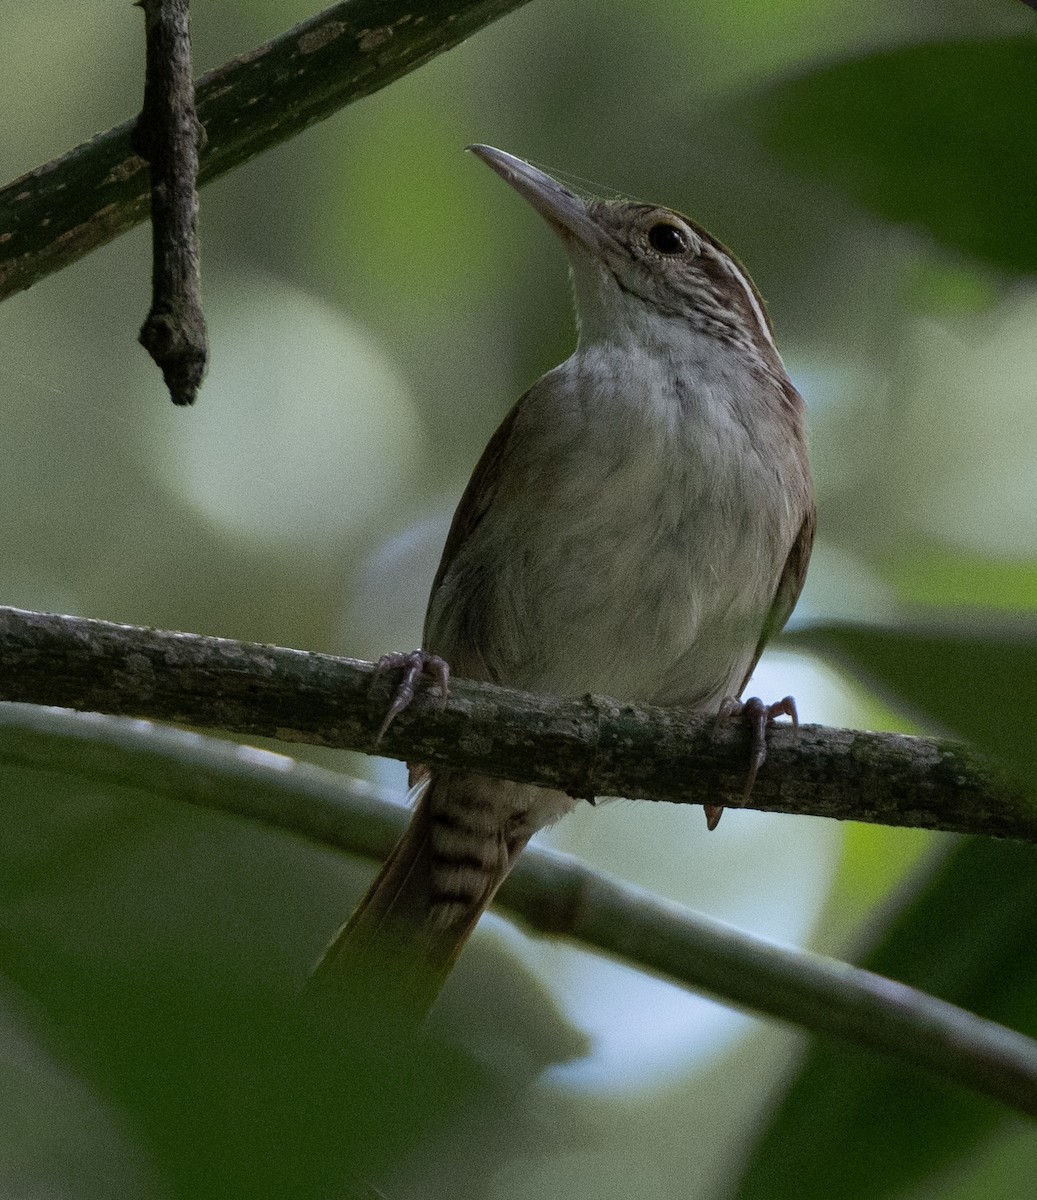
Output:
top-left (467, 144), bottom-right (604, 252)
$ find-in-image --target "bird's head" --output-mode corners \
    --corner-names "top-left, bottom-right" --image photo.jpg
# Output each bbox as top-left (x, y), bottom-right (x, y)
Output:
top-left (468, 144), bottom-right (780, 374)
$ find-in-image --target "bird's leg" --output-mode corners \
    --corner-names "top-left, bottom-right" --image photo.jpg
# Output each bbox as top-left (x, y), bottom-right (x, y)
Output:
top-left (373, 649), bottom-right (450, 742)
top-left (706, 695), bottom-right (798, 830)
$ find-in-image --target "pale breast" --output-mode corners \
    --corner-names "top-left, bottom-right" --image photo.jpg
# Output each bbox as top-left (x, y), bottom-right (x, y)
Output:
top-left (425, 349), bottom-right (806, 711)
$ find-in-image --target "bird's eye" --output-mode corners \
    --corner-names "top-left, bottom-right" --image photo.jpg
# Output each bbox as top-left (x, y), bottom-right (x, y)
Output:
top-left (647, 222), bottom-right (688, 255)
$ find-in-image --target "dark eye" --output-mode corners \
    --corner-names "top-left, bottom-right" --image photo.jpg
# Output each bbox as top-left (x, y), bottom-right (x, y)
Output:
top-left (648, 222), bottom-right (688, 255)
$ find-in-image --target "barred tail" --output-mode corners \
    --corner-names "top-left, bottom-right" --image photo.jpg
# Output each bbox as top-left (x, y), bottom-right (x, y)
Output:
top-left (305, 773), bottom-right (525, 1017)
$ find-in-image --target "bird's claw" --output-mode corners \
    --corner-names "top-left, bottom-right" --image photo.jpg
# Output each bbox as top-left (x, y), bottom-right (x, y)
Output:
top-left (705, 694), bottom-right (798, 830)
top-left (737, 694), bottom-right (798, 799)
top-left (373, 649), bottom-right (450, 742)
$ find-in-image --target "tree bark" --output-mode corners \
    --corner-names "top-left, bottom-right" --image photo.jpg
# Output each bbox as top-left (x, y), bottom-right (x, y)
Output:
top-left (134, 0), bottom-right (208, 404)
top-left (0, 605), bottom-right (1031, 841)
top-left (0, 0), bottom-right (531, 300)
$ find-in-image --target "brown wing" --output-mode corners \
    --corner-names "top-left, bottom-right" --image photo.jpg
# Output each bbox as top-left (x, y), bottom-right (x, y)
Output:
top-left (736, 505), bottom-right (816, 697)
top-left (422, 397), bottom-right (523, 642)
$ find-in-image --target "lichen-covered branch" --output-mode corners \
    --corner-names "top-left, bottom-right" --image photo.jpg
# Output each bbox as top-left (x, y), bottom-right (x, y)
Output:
top-left (0, 0), bottom-right (530, 300)
top-left (0, 604), bottom-right (1032, 840)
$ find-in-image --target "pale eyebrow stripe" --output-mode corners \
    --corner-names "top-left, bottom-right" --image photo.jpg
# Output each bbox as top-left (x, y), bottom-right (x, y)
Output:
top-left (713, 248), bottom-right (777, 351)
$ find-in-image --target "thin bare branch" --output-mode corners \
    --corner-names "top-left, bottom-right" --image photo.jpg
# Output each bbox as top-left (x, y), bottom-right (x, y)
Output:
top-left (134, 0), bottom-right (207, 404)
top-left (508, 848), bottom-right (1037, 1120)
top-left (3, 703), bottom-right (1035, 1119)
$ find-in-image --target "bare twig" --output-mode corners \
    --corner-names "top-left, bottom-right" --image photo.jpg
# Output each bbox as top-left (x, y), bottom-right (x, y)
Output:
top-left (2, 703), bottom-right (1035, 1119)
top-left (133, 0), bottom-right (207, 405)
top-left (0, 0), bottom-right (531, 302)
top-left (509, 849), bottom-right (1037, 1120)
top-left (0, 604), bottom-right (1032, 840)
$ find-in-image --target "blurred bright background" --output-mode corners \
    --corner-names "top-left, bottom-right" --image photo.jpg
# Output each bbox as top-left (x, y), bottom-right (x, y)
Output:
top-left (2, 1), bottom-right (1037, 1198)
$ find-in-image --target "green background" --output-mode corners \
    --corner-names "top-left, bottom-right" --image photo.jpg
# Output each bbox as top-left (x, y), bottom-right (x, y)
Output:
top-left (2, 1), bottom-right (1037, 1196)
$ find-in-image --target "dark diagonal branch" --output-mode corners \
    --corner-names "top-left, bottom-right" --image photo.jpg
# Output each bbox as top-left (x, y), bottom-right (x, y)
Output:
top-left (134, 0), bottom-right (207, 405)
top-left (0, 605), bottom-right (1032, 840)
top-left (0, 0), bottom-right (530, 301)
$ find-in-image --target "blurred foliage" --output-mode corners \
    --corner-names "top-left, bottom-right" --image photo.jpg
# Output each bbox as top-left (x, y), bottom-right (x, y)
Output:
top-left (3, 0), bottom-right (1037, 1197)
top-left (734, 838), bottom-right (1037, 1200)
top-left (0, 706), bottom-right (585, 1199)
top-left (794, 618), bottom-right (1037, 792)
top-left (750, 614), bottom-right (1037, 1200)
top-left (893, 548), bottom-right (1037, 610)
top-left (750, 38), bottom-right (1037, 272)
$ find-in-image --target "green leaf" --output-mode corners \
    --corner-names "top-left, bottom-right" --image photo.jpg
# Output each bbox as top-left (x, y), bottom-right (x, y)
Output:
top-left (733, 837), bottom-right (1037, 1200)
top-left (889, 548), bottom-right (1037, 612)
top-left (0, 707), bottom-right (496, 1199)
top-left (0, 979), bottom-right (168, 1199)
top-left (789, 617), bottom-right (1037, 791)
top-left (738, 619), bottom-right (1037, 1196)
top-left (750, 39), bottom-right (1037, 272)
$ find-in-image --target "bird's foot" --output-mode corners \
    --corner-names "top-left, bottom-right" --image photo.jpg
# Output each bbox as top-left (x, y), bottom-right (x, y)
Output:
top-left (705, 695), bottom-right (798, 830)
top-left (373, 649), bottom-right (450, 742)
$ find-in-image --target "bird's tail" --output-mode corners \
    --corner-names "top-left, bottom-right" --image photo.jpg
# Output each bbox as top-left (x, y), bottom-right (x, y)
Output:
top-left (305, 773), bottom-right (523, 1018)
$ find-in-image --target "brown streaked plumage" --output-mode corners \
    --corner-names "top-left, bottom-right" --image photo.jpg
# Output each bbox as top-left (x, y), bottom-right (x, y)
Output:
top-left (307, 147), bottom-right (815, 1014)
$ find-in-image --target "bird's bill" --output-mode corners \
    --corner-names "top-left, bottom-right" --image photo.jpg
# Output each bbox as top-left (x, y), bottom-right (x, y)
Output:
top-left (467, 144), bottom-right (603, 252)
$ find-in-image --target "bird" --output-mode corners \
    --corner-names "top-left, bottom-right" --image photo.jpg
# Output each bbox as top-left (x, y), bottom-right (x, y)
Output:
top-left (307, 145), bottom-right (815, 1016)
